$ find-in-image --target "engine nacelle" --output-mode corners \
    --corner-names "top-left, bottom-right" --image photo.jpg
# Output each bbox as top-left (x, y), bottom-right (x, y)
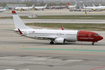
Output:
top-left (55, 38), bottom-right (65, 43)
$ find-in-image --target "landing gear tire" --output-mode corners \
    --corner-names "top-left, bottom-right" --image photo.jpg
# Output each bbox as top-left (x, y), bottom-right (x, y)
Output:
top-left (50, 41), bottom-right (54, 44)
top-left (92, 42), bottom-right (94, 45)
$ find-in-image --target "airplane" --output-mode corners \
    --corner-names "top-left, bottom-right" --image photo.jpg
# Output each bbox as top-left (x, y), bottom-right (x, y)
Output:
top-left (15, 3), bottom-right (35, 11)
top-left (0, 5), bottom-right (8, 12)
top-left (83, 4), bottom-right (96, 10)
top-left (98, 3), bottom-right (105, 10)
top-left (34, 4), bottom-right (47, 10)
top-left (83, 4), bottom-right (105, 11)
top-left (68, 0), bottom-right (77, 9)
top-left (50, 3), bottom-right (69, 9)
top-left (93, 3), bottom-right (105, 10)
top-left (12, 11), bottom-right (103, 45)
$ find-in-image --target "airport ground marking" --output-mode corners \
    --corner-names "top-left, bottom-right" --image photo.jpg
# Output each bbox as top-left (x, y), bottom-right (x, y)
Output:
top-left (21, 48), bottom-right (105, 52)
top-left (90, 65), bottom-right (105, 70)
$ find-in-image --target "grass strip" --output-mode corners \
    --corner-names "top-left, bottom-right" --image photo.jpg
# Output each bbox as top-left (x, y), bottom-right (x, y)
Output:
top-left (1, 15), bottom-right (105, 19)
top-left (26, 23), bottom-right (105, 31)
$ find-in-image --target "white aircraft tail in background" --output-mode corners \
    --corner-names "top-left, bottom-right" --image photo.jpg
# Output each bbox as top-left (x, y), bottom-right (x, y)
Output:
top-left (68, 0), bottom-right (77, 9)
top-left (12, 11), bottom-right (103, 45)
top-left (0, 5), bottom-right (8, 12)
top-left (99, 3), bottom-right (102, 6)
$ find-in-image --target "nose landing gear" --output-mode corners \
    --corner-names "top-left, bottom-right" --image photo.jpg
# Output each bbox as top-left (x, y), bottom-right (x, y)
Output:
top-left (92, 42), bottom-right (94, 45)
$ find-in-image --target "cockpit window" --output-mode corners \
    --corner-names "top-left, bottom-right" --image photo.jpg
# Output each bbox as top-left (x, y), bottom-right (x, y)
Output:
top-left (94, 34), bottom-right (99, 36)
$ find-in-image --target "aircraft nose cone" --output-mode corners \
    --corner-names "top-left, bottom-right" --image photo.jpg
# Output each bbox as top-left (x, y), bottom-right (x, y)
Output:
top-left (99, 36), bottom-right (103, 40)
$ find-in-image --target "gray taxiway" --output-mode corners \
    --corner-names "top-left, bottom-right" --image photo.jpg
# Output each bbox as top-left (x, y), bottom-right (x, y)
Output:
top-left (0, 24), bottom-right (105, 70)
top-left (0, 10), bottom-right (105, 70)
top-left (0, 19), bottom-right (105, 24)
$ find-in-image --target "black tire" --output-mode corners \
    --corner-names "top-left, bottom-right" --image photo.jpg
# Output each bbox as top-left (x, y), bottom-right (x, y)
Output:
top-left (92, 43), bottom-right (94, 45)
top-left (50, 41), bottom-right (54, 44)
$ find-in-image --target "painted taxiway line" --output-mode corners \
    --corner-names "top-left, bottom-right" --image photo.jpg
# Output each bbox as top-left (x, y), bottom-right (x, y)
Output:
top-left (90, 66), bottom-right (105, 70)
top-left (21, 48), bottom-right (105, 52)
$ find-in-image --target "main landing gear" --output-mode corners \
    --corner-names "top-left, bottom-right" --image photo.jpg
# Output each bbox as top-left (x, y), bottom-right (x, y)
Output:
top-left (50, 40), bottom-right (54, 44)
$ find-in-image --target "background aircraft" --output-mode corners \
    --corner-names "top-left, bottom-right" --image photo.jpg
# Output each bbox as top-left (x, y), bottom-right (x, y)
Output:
top-left (12, 11), bottom-right (103, 45)
top-left (68, 0), bottom-right (77, 9)
top-left (93, 3), bottom-right (105, 10)
top-left (34, 4), bottom-right (47, 10)
top-left (83, 4), bottom-right (105, 11)
top-left (15, 3), bottom-right (35, 11)
top-left (50, 3), bottom-right (69, 9)
top-left (0, 5), bottom-right (8, 12)
top-left (83, 4), bottom-right (96, 10)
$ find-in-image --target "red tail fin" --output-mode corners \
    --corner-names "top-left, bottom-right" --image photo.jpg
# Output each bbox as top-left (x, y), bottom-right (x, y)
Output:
top-left (66, 2), bottom-right (69, 6)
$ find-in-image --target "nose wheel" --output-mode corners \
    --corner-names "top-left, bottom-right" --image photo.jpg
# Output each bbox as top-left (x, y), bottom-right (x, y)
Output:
top-left (92, 42), bottom-right (94, 45)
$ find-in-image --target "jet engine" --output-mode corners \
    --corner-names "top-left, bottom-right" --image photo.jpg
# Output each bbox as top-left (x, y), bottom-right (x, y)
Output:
top-left (55, 38), bottom-right (65, 43)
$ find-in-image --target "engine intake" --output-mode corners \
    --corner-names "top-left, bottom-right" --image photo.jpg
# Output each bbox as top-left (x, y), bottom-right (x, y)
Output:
top-left (55, 38), bottom-right (65, 43)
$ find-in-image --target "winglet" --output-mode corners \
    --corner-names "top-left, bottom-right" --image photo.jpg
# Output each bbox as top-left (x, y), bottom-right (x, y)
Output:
top-left (61, 26), bottom-right (64, 30)
top-left (12, 11), bottom-right (17, 14)
top-left (66, 2), bottom-right (69, 6)
top-left (18, 28), bottom-right (23, 35)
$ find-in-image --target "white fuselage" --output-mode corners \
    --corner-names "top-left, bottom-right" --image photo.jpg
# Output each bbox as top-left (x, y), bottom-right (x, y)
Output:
top-left (96, 6), bottom-right (105, 10)
top-left (21, 29), bottom-right (78, 41)
top-left (84, 6), bottom-right (105, 10)
top-left (15, 7), bottom-right (33, 10)
top-left (0, 8), bottom-right (6, 12)
top-left (35, 6), bottom-right (46, 10)
top-left (68, 4), bottom-right (76, 9)
top-left (83, 6), bottom-right (95, 9)
top-left (34, 4), bottom-right (47, 10)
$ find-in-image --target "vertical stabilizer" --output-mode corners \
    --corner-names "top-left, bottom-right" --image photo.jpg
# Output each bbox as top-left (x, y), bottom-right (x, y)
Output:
top-left (44, 4), bottom-right (47, 8)
top-left (4, 5), bottom-right (8, 10)
top-left (83, 4), bottom-right (85, 8)
top-left (74, 0), bottom-right (77, 7)
top-left (66, 3), bottom-right (69, 6)
top-left (99, 3), bottom-right (101, 6)
top-left (12, 11), bottom-right (32, 29)
top-left (92, 4), bottom-right (95, 7)
top-left (31, 3), bottom-right (35, 8)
